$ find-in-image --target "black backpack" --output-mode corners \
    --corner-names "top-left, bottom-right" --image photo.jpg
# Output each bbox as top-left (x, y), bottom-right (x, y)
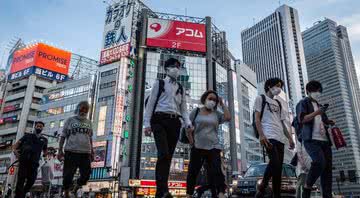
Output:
top-left (144, 79), bottom-right (183, 115)
top-left (292, 116), bottom-right (303, 142)
top-left (252, 94), bottom-right (282, 138)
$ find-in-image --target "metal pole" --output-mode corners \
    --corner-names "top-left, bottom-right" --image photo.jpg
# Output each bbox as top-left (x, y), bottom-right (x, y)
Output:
top-left (205, 16), bottom-right (213, 90)
top-left (227, 68), bottom-right (238, 173)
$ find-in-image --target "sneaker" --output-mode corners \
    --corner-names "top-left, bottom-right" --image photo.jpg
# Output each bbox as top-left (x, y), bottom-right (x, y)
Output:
top-left (71, 184), bottom-right (81, 196)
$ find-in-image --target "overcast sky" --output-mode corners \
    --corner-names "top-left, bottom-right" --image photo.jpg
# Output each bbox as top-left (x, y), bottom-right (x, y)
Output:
top-left (0, 0), bottom-right (359, 81)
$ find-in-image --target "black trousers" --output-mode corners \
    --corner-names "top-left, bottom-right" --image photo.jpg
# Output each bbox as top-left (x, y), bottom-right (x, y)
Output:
top-left (186, 148), bottom-right (225, 196)
top-left (151, 114), bottom-right (182, 197)
top-left (15, 160), bottom-right (39, 198)
top-left (262, 139), bottom-right (285, 198)
top-left (63, 151), bottom-right (92, 190)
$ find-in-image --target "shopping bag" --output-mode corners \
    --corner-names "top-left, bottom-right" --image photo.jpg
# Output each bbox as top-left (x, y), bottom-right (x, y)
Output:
top-left (330, 126), bottom-right (346, 149)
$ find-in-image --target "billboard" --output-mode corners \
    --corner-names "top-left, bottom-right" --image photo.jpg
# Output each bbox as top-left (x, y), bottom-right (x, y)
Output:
top-left (8, 66), bottom-right (68, 82)
top-left (146, 18), bottom-right (206, 52)
top-left (91, 141), bottom-right (107, 168)
top-left (100, 0), bottom-right (134, 65)
top-left (10, 43), bottom-right (71, 75)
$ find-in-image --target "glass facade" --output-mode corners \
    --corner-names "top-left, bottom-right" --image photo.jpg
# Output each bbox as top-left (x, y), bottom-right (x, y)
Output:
top-left (140, 51), bottom-right (207, 181)
top-left (240, 77), bottom-right (263, 166)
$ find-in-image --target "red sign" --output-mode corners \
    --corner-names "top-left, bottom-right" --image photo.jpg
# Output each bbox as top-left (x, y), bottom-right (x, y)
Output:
top-left (100, 43), bottom-right (130, 65)
top-left (9, 166), bottom-right (15, 175)
top-left (146, 18), bottom-right (206, 52)
top-left (10, 43), bottom-right (71, 75)
top-left (3, 104), bottom-right (20, 113)
top-left (129, 179), bottom-right (187, 189)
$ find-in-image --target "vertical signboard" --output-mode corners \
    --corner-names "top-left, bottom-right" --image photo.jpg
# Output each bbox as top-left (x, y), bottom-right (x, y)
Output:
top-left (91, 141), bottom-right (107, 168)
top-left (100, 0), bottom-right (134, 65)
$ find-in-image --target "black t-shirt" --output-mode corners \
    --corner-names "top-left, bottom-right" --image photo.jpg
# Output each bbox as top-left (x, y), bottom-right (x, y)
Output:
top-left (19, 133), bottom-right (48, 163)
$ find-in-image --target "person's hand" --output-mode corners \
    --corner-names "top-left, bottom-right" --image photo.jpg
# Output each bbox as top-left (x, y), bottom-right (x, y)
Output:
top-left (327, 120), bottom-right (335, 126)
top-left (259, 134), bottom-right (272, 150)
top-left (315, 108), bottom-right (324, 116)
top-left (219, 97), bottom-right (224, 107)
top-left (57, 150), bottom-right (64, 161)
top-left (186, 127), bottom-right (195, 145)
top-left (289, 138), bottom-right (295, 150)
top-left (144, 127), bottom-right (152, 137)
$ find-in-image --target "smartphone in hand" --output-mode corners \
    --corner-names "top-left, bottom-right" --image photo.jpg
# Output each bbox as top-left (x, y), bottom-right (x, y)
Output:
top-left (320, 104), bottom-right (329, 112)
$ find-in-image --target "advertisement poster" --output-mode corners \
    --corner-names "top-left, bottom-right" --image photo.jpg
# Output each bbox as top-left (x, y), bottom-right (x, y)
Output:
top-left (10, 43), bottom-right (71, 75)
top-left (146, 18), bottom-right (206, 52)
top-left (92, 141), bottom-right (107, 168)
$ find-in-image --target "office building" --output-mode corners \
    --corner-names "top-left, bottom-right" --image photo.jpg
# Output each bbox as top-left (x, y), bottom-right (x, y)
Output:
top-left (241, 4), bottom-right (308, 111)
top-left (234, 62), bottom-right (263, 173)
top-left (303, 19), bottom-right (360, 196)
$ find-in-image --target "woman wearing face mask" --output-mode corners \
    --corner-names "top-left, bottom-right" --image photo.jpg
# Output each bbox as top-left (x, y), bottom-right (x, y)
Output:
top-left (186, 90), bottom-right (231, 198)
top-left (58, 101), bottom-right (94, 198)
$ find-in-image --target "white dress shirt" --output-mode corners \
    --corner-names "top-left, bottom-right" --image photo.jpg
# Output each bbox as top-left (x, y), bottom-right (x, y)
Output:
top-left (143, 76), bottom-right (191, 128)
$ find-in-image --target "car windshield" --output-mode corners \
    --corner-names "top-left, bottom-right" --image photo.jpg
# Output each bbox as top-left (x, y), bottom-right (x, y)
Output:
top-left (244, 164), bottom-right (296, 177)
top-left (244, 164), bottom-right (267, 177)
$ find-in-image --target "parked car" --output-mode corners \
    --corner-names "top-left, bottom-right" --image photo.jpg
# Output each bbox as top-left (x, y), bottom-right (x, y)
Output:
top-left (230, 163), bottom-right (297, 197)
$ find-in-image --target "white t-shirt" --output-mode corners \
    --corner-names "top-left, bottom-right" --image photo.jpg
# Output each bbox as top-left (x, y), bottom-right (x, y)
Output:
top-left (254, 95), bottom-right (287, 144)
top-left (311, 102), bottom-right (328, 141)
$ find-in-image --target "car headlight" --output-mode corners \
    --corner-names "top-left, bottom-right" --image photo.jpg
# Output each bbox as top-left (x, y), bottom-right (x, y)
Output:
top-left (229, 188), bottom-right (233, 193)
top-left (232, 180), bottom-right (238, 186)
top-left (257, 179), bottom-right (262, 185)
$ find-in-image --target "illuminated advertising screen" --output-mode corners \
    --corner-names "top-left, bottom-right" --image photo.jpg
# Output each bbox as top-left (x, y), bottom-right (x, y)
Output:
top-left (10, 43), bottom-right (71, 75)
top-left (91, 141), bottom-right (107, 168)
top-left (146, 18), bottom-right (206, 52)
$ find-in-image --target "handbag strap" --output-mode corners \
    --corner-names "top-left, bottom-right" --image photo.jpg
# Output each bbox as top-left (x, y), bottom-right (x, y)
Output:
top-left (192, 108), bottom-right (200, 125)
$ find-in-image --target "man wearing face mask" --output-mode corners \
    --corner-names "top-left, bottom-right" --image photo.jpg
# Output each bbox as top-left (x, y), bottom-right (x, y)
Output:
top-left (58, 101), bottom-right (94, 198)
top-left (144, 58), bottom-right (191, 198)
top-left (13, 121), bottom-right (48, 198)
top-left (295, 80), bottom-right (335, 198)
top-left (254, 78), bottom-right (295, 198)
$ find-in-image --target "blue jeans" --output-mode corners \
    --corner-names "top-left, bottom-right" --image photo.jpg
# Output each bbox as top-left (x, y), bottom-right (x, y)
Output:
top-left (304, 140), bottom-right (332, 198)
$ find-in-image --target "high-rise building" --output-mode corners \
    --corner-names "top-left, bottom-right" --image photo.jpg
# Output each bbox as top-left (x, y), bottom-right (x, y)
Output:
top-left (235, 62), bottom-right (263, 173)
top-left (303, 19), bottom-right (360, 196)
top-left (241, 4), bottom-right (308, 111)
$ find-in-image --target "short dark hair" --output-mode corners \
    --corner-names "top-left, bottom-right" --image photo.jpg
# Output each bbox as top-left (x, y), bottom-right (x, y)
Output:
top-left (306, 80), bottom-right (322, 93)
top-left (35, 121), bottom-right (45, 126)
top-left (200, 90), bottom-right (219, 109)
top-left (164, 58), bottom-right (180, 69)
top-left (264, 78), bottom-right (284, 92)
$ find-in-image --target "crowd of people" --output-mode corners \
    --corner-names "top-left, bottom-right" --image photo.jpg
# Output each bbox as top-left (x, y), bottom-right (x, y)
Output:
top-left (10, 57), bottom-right (336, 198)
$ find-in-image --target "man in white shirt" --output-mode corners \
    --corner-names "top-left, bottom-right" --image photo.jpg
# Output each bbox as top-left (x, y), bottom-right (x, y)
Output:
top-left (144, 58), bottom-right (191, 198)
top-left (254, 78), bottom-right (295, 198)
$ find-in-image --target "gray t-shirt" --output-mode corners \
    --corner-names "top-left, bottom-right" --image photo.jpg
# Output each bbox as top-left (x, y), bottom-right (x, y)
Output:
top-left (61, 116), bottom-right (93, 154)
top-left (190, 108), bottom-right (226, 150)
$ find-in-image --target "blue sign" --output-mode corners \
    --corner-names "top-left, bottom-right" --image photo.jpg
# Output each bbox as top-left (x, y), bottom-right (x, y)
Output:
top-left (8, 66), bottom-right (68, 82)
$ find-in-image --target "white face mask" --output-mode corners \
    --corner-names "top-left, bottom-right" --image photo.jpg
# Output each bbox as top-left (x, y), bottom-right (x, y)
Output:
top-left (205, 100), bottom-right (216, 110)
top-left (310, 92), bottom-right (321, 101)
top-left (270, 87), bottom-right (282, 96)
top-left (167, 67), bottom-right (180, 79)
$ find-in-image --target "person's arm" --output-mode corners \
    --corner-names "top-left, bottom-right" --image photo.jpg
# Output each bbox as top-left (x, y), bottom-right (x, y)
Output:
top-left (254, 96), bottom-right (271, 149)
top-left (42, 138), bottom-right (48, 157)
top-left (143, 80), bottom-right (160, 129)
top-left (89, 125), bottom-right (94, 161)
top-left (58, 119), bottom-right (69, 160)
top-left (180, 90), bottom-right (192, 128)
top-left (298, 100), bottom-right (323, 124)
top-left (219, 97), bottom-right (231, 122)
top-left (12, 139), bottom-right (22, 158)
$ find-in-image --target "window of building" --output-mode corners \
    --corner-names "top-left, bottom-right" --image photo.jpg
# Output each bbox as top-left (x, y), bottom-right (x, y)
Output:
top-left (101, 68), bottom-right (117, 77)
top-left (50, 121), bottom-right (56, 129)
top-left (97, 106), bottom-right (107, 136)
top-left (100, 81), bottom-right (116, 89)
